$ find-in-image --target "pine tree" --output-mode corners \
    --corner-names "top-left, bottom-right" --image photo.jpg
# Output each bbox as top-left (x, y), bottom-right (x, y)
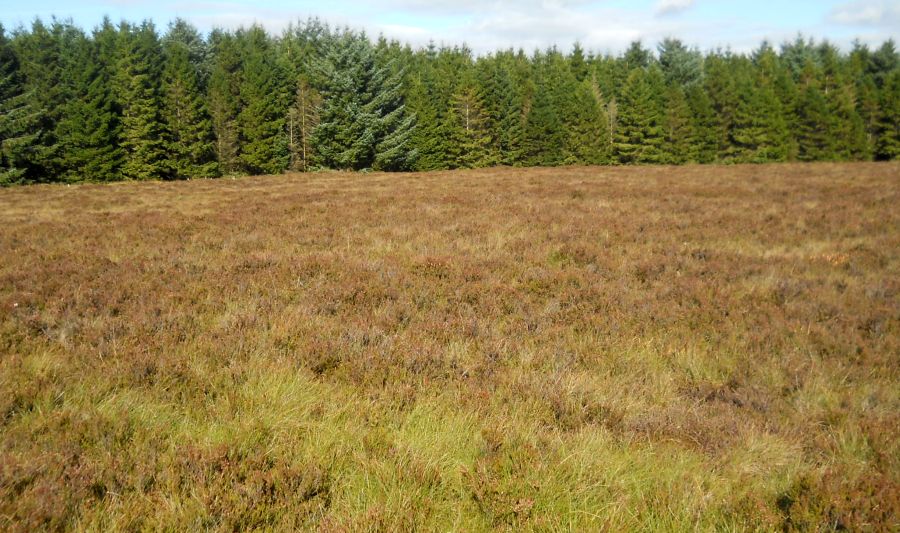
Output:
top-left (237, 25), bottom-right (288, 175)
top-left (115, 21), bottom-right (167, 180)
top-left (614, 67), bottom-right (665, 164)
top-left (0, 24), bottom-right (40, 185)
top-left (161, 26), bottom-right (218, 179)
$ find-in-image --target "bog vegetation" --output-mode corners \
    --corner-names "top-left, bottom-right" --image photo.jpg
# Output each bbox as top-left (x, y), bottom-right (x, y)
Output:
top-left (1, 163), bottom-right (898, 530)
top-left (0, 17), bottom-right (899, 185)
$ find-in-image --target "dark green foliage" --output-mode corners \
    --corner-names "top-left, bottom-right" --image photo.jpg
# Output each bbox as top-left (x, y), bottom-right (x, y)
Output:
top-left (313, 30), bottom-right (416, 171)
top-left (2, 16), bottom-right (899, 185)
top-left (0, 25), bottom-right (40, 185)
top-left (115, 21), bottom-right (167, 181)
top-left (685, 84), bottom-right (718, 163)
top-left (237, 25), bottom-right (288, 175)
top-left (662, 85), bottom-right (695, 164)
top-left (658, 38), bottom-right (702, 87)
top-left (727, 61), bottom-right (789, 163)
top-left (161, 23), bottom-right (218, 179)
top-left (445, 76), bottom-right (493, 168)
top-left (614, 67), bottom-right (665, 164)
top-left (207, 30), bottom-right (242, 175)
top-left (54, 23), bottom-right (122, 182)
top-left (875, 70), bottom-right (900, 160)
top-left (564, 79), bottom-right (609, 165)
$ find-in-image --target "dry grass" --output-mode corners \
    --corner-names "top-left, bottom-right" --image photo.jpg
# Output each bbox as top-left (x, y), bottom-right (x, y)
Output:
top-left (0, 162), bottom-right (898, 531)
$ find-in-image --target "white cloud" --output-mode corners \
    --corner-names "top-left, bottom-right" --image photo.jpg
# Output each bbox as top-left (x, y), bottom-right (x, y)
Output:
top-left (829, 0), bottom-right (900, 26)
top-left (654, 0), bottom-right (696, 17)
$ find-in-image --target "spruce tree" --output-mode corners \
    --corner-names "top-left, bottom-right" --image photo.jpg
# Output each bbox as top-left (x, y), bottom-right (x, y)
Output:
top-left (795, 61), bottom-right (834, 161)
top-left (0, 24), bottom-right (40, 185)
top-left (703, 54), bottom-right (739, 159)
top-left (727, 60), bottom-right (789, 163)
top-left (9, 20), bottom-right (67, 180)
top-left (115, 21), bottom-right (167, 180)
top-left (444, 76), bottom-right (492, 168)
top-left (614, 67), bottom-right (665, 164)
top-left (564, 79), bottom-right (609, 165)
top-left (493, 60), bottom-right (526, 166)
top-left (207, 30), bottom-right (242, 175)
top-left (407, 43), bottom-right (452, 171)
top-left (54, 25), bottom-right (122, 182)
top-left (657, 38), bottom-right (702, 87)
top-left (370, 43), bottom-right (417, 171)
top-left (313, 30), bottom-right (416, 171)
top-left (685, 84), bottom-right (718, 163)
top-left (237, 25), bottom-right (288, 175)
top-left (875, 70), bottom-right (900, 160)
top-left (161, 26), bottom-right (218, 179)
top-left (287, 76), bottom-right (321, 171)
top-left (662, 85), bottom-right (695, 164)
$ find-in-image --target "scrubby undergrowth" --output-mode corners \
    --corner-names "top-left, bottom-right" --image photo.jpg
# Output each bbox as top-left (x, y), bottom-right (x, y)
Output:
top-left (1, 163), bottom-right (898, 531)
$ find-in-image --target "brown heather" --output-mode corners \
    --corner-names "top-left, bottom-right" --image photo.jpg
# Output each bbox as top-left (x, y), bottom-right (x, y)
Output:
top-left (0, 163), bottom-right (898, 531)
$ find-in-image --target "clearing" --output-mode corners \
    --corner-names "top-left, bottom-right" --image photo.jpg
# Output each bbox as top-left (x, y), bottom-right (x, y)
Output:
top-left (1, 163), bottom-right (898, 530)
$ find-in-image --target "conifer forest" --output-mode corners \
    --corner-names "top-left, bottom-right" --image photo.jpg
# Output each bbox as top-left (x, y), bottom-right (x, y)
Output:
top-left (0, 17), bottom-right (898, 185)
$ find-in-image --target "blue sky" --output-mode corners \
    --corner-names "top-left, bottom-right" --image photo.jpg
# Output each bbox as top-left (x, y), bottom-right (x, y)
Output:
top-left (1, 0), bottom-right (897, 54)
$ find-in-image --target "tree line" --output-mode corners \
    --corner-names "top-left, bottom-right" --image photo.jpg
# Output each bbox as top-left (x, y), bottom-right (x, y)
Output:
top-left (1, 17), bottom-right (898, 185)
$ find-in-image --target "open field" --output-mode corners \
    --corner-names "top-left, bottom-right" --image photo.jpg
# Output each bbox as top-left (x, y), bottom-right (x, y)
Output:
top-left (1, 163), bottom-right (898, 531)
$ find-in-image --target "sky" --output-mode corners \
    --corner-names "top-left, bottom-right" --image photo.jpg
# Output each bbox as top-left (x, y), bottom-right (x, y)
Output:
top-left (0, 0), bottom-right (897, 55)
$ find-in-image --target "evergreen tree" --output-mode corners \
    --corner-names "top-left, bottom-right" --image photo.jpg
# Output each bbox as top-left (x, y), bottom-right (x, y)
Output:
top-left (875, 70), bottom-right (900, 160)
top-left (569, 42), bottom-right (589, 82)
top-left (703, 53), bottom-right (739, 159)
top-left (115, 21), bottom-right (167, 181)
top-left (685, 84), bottom-right (718, 163)
top-left (662, 85), bottom-right (695, 164)
top-left (0, 24), bottom-right (40, 185)
top-left (161, 25), bottom-right (218, 179)
top-left (614, 67), bottom-right (665, 164)
top-left (489, 56), bottom-right (527, 166)
top-left (313, 30), bottom-right (416, 171)
top-left (795, 61), bottom-right (834, 161)
top-left (444, 75), bottom-right (492, 168)
top-left (564, 79), bottom-right (609, 165)
top-left (727, 59), bottom-right (789, 162)
top-left (657, 38), bottom-right (702, 87)
top-left (237, 25), bottom-right (288, 175)
top-left (287, 76), bottom-right (321, 171)
top-left (54, 23), bottom-right (122, 182)
top-left (207, 30), bottom-right (242, 175)
top-left (10, 19), bottom-right (70, 179)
